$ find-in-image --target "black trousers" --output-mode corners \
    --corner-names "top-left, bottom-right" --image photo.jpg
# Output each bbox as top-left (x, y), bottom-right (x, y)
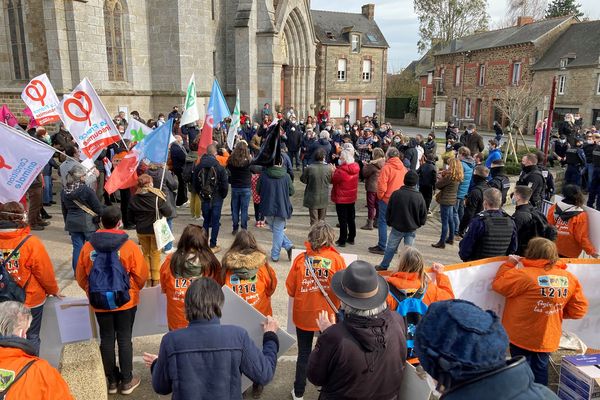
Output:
top-left (175, 170), bottom-right (188, 206)
top-left (95, 306), bottom-right (137, 384)
top-left (420, 185), bottom-right (433, 211)
top-left (294, 328), bottom-right (315, 397)
top-left (119, 188), bottom-right (132, 226)
top-left (335, 203), bottom-right (356, 245)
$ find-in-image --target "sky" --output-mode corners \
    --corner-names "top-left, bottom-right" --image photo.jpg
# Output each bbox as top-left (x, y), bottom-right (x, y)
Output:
top-left (310, 0), bottom-right (600, 73)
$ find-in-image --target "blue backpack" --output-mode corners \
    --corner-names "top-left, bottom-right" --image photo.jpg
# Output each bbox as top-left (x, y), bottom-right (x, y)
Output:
top-left (389, 282), bottom-right (428, 360)
top-left (88, 243), bottom-right (130, 310)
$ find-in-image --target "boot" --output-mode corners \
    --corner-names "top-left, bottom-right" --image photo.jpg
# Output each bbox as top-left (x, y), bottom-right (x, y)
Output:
top-left (360, 219), bottom-right (374, 230)
top-left (373, 218), bottom-right (379, 228)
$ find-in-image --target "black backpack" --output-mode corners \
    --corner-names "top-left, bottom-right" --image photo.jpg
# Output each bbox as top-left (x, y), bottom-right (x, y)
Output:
top-left (182, 158), bottom-right (195, 184)
top-left (199, 167), bottom-right (218, 201)
top-left (0, 236), bottom-right (31, 304)
top-left (531, 209), bottom-right (558, 242)
top-left (490, 175), bottom-right (510, 205)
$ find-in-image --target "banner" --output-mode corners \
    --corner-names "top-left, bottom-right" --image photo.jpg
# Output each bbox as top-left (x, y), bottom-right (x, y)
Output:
top-left (180, 74), bottom-right (199, 126)
top-left (0, 123), bottom-right (56, 203)
top-left (123, 117), bottom-right (153, 142)
top-left (21, 73), bottom-right (62, 125)
top-left (444, 257), bottom-right (600, 349)
top-left (59, 78), bottom-right (121, 160)
top-left (0, 104), bottom-right (18, 127)
top-left (227, 88), bottom-right (240, 151)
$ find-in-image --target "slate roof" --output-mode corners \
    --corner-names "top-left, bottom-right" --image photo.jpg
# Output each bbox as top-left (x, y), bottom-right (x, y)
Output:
top-left (435, 16), bottom-right (573, 56)
top-left (533, 20), bottom-right (600, 70)
top-left (310, 9), bottom-right (389, 48)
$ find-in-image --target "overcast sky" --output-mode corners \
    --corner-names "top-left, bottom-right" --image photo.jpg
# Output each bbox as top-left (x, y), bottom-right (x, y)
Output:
top-left (310, 0), bottom-right (600, 72)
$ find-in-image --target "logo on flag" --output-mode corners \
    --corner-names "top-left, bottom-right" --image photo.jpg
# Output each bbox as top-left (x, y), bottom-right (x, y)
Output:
top-left (63, 91), bottom-right (93, 126)
top-left (227, 88), bottom-right (241, 150)
top-left (0, 155), bottom-right (13, 170)
top-left (0, 105), bottom-right (18, 128)
top-left (123, 117), bottom-right (153, 142)
top-left (21, 73), bottom-right (62, 125)
top-left (180, 74), bottom-right (200, 126)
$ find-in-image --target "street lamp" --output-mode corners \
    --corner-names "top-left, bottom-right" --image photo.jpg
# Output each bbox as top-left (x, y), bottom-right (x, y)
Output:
top-left (432, 76), bottom-right (443, 133)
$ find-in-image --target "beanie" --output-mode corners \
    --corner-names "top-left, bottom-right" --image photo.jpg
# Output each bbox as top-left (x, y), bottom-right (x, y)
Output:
top-left (404, 171), bottom-right (419, 187)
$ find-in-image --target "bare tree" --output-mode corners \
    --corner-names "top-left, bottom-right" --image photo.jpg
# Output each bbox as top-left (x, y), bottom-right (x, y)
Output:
top-left (494, 0), bottom-right (548, 29)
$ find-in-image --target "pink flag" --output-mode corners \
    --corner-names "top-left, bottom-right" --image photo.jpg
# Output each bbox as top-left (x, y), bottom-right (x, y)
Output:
top-left (0, 104), bottom-right (19, 127)
top-left (23, 107), bottom-right (38, 130)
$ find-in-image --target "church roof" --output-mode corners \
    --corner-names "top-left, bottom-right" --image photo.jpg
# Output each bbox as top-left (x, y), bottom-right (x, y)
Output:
top-left (533, 20), bottom-right (600, 70)
top-left (310, 9), bottom-right (389, 48)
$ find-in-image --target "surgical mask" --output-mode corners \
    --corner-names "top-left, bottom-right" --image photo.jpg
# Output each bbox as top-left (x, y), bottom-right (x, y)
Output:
top-left (159, 117), bottom-right (165, 122)
top-left (587, 139), bottom-right (594, 144)
top-left (467, 129), bottom-right (473, 134)
top-left (43, 135), bottom-right (52, 144)
top-left (394, 139), bottom-right (401, 143)
top-left (560, 139), bottom-right (566, 144)
top-left (511, 196), bottom-right (517, 205)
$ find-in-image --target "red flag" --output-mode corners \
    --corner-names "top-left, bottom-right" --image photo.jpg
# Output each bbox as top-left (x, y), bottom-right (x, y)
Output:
top-left (23, 107), bottom-right (38, 130)
top-left (198, 113), bottom-right (214, 156)
top-left (104, 151), bottom-right (139, 194)
top-left (1, 104), bottom-right (18, 127)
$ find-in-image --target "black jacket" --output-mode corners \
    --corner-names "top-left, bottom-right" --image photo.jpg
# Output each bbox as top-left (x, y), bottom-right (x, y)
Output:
top-left (170, 142), bottom-right (187, 173)
top-left (61, 184), bottom-right (104, 233)
top-left (418, 160), bottom-right (437, 188)
top-left (516, 165), bottom-right (545, 208)
top-left (128, 191), bottom-right (173, 234)
top-left (227, 163), bottom-right (253, 189)
top-left (192, 154), bottom-right (229, 200)
top-left (512, 204), bottom-right (536, 256)
top-left (386, 186), bottom-right (427, 232)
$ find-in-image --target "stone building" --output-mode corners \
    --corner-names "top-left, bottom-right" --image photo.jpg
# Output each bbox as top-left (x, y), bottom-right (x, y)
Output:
top-left (418, 16), bottom-right (575, 130)
top-left (532, 20), bottom-right (600, 128)
top-left (311, 4), bottom-right (388, 122)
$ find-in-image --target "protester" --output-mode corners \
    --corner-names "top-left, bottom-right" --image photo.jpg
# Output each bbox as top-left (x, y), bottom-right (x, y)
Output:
top-left (59, 146), bottom-right (98, 189)
top-left (459, 188), bottom-right (518, 261)
top-left (485, 139), bottom-right (502, 168)
top-left (160, 224), bottom-right (222, 331)
top-left (128, 174), bottom-right (174, 286)
top-left (455, 147), bottom-right (475, 236)
top-left (369, 147), bottom-right (407, 255)
top-left (143, 278), bottom-right (280, 399)
top-left (0, 302), bottom-right (74, 399)
top-left (25, 174), bottom-right (44, 231)
top-left (306, 260), bottom-right (407, 400)
top-left (376, 171), bottom-right (426, 271)
top-left (0, 202), bottom-right (61, 355)
top-left (588, 132), bottom-right (600, 210)
top-left (300, 148), bottom-right (333, 225)
top-left (170, 135), bottom-right (188, 207)
top-left (489, 159), bottom-right (511, 206)
top-left (418, 153), bottom-right (437, 214)
top-left (564, 137), bottom-right (586, 187)
top-left (331, 148), bottom-right (360, 247)
top-left (361, 147), bottom-right (385, 230)
top-left (516, 153), bottom-right (545, 209)
top-left (286, 222), bottom-right (346, 400)
top-left (492, 238), bottom-right (589, 385)
top-left (460, 123), bottom-right (484, 156)
top-left (547, 184), bottom-right (598, 258)
top-left (308, 131), bottom-right (332, 164)
top-left (227, 141), bottom-right (253, 234)
top-left (76, 206), bottom-right (147, 395)
top-left (415, 300), bottom-right (560, 400)
top-left (61, 164), bottom-right (104, 272)
top-left (432, 158), bottom-right (462, 249)
top-left (493, 121), bottom-right (504, 144)
top-left (458, 165), bottom-right (489, 236)
top-left (512, 185), bottom-right (553, 256)
top-left (251, 166), bottom-right (266, 227)
top-left (146, 162), bottom-right (178, 253)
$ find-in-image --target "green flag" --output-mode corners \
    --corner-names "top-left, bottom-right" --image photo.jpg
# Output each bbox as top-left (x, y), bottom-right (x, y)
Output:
top-left (227, 88), bottom-right (240, 150)
top-left (180, 74), bottom-right (199, 126)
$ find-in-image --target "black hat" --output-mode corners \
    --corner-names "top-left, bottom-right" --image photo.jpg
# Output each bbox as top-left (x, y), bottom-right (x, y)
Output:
top-left (404, 171), bottom-right (418, 187)
top-left (331, 260), bottom-right (388, 310)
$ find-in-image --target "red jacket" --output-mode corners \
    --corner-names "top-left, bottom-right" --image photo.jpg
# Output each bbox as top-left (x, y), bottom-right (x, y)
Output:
top-left (331, 162), bottom-right (359, 204)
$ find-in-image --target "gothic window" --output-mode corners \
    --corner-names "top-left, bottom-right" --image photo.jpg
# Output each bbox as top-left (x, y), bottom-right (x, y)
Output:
top-left (6, 0), bottom-right (29, 80)
top-left (104, 0), bottom-right (126, 81)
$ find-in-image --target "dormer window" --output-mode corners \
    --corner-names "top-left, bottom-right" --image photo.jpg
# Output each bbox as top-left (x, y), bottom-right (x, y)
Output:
top-left (560, 58), bottom-right (568, 69)
top-left (351, 34), bottom-right (360, 53)
top-left (326, 31), bottom-right (336, 40)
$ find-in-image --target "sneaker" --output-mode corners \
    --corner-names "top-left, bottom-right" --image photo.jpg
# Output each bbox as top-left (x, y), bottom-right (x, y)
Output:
top-left (108, 382), bottom-right (118, 395)
top-left (347, 240), bottom-right (355, 245)
top-left (119, 376), bottom-right (141, 395)
top-left (210, 245), bottom-right (221, 254)
top-left (375, 265), bottom-right (388, 272)
top-left (368, 245), bottom-right (385, 255)
top-left (255, 221), bottom-right (261, 227)
top-left (291, 389), bottom-right (304, 400)
top-left (335, 240), bottom-right (346, 248)
top-left (30, 225), bottom-right (45, 231)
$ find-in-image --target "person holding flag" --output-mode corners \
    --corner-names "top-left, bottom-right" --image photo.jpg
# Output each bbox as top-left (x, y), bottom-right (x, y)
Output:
top-left (227, 89), bottom-right (241, 151)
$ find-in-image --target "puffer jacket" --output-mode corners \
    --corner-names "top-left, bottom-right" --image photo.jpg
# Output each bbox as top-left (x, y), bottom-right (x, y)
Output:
top-left (435, 173), bottom-right (460, 206)
top-left (257, 166), bottom-right (294, 219)
top-left (457, 158), bottom-right (475, 200)
top-left (331, 162), bottom-right (360, 204)
top-left (61, 183), bottom-right (103, 233)
top-left (377, 157), bottom-right (408, 204)
top-left (547, 201), bottom-right (597, 257)
top-left (362, 158), bottom-right (385, 193)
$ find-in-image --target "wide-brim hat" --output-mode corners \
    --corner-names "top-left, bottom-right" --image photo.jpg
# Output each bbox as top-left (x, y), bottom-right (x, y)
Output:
top-left (331, 260), bottom-right (389, 310)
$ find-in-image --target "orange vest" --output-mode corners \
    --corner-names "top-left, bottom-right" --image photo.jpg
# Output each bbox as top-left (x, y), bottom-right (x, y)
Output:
top-left (547, 204), bottom-right (596, 257)
top-left (223, 263), bottom-right (277, 317)
top-left (385, 271), bottom-right (455, 310)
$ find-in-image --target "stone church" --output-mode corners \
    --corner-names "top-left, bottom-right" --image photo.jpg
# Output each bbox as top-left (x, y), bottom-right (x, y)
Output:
top-left (0, 0), bottom-right (388, 122)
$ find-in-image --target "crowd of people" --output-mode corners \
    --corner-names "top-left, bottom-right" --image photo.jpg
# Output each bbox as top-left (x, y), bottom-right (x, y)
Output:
top-left (0, 104), bottom-right (598, 399)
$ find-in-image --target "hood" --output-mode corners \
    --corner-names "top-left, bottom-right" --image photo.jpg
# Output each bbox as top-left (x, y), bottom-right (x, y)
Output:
top-left (343, 309), bottom-right (393, 355)
top-left (0, 224), bottom-right (30, 238)
top-left (265, 165), bottom-right (288, 179)
top-left (222, 251), bottom-right (266, 280)
top-left (63, 181), bottom-right (88, 198)
top-left (386, 157), bottom-right (406, 172)
top-left (198, 154), bottom-right (219, 169)
top-left (0, 335), bottom-right (36, 356)
top-left (473, 175), bottom-right (488, 185)
top-left (522, 258), bottom-right (567, 271)
top-left (339, 162), bottom-right (360, 176)
top-left (369, 158), bottom-right (386, 168)
top-left (89, 230), bottom-right (129, 252)
top-left (318, 138), bottom-right (330, 145)
top-left (555, 200), bottom-right (583, 222)
top-left (461, 158), bottom-right (475, 168)
top-left (387, 271), bottom-right (422, 292)
top-left (408, 138), bottom-right (417, 148)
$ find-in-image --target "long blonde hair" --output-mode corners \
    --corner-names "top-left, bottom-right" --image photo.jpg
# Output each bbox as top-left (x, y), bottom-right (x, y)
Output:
top-left (389, 247), bottom-right (429, 289)
top-left (447, 158), bottom-right (464, 182)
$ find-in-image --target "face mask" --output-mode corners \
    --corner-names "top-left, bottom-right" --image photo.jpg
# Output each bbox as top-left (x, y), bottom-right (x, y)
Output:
top-left (43, 135), bottom-right (52, 144)
top-left (326, 126), bottom-right (331, 131)
top-left (159, 118), bottom-right (165, 122)
top-left (428, 137), bottom-right (433, 142)
top-left (467, 129), bottom-right (473, 134)
top-left (511, 196), bottom-right (517, 205)
top-left (394, 139), bottom-right (400, 143)
top-left (587, 140), bottom-right (593, 144)
top-left (560, 139), bottom-right (566, 144)
top-left (353, 127), bottom-right (358, 130)
top-left (291, 127), bottom-right (295, 132)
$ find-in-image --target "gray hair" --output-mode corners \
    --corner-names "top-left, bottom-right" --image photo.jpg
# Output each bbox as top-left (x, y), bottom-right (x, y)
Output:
top-left (319, 130), bottom-right (330, 140)
top-left (0, 301), bottom-right (31, 336)
top-left (386, 147), bottom-right (400, 159)
top-left (340, 148), bottom-right (355, 164)
top-left (483, 188), bottom-right (502, 209)
top-left (66, 164), bottom-right (86, 186)
top-left (341, 301), bottom-right (388, 317)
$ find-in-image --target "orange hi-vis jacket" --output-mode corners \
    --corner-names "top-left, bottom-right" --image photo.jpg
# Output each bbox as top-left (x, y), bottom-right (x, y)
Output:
top-left (159, 254), bottom-right (222, 331)
top-left (286, 243), bottom-right (347, 332)
top-left (492, 258), bottom-right (588, 353)
top-left (76, 229), bottom-right (148, 313)
top-left (385, 271), bottom-right (455, 310)
top-left (222, 251), bottom-right (277, 317)
top-left (0, 227), bottom-right (59, 308)
top-left (0, 345), bottom-right (74, 400)
top-left (547, 203), bottom-right (597, 258)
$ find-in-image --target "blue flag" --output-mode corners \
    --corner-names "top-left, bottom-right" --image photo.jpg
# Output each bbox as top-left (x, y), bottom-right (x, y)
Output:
top-left (135, 118), bottom-right (173, 163)
top-left (207, 79), bottom-right (230, 125)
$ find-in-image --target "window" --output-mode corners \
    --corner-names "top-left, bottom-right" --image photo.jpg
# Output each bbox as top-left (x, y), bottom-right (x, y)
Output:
top-left (478, 64), bottom-right (485, 86)
top-left (362, 59), bottom-right (371, 81)
top-left (337, 59), bottom-right (346, 81)
top-left (211, 0), bottom-right (215, 20)
top-left (104, 0), bottom-right (126, 81)
top-left (465, 98), bottom-right (471, 118)
top-left (6, 0), bottom-right (29, 80)
top-left (560, 58), bottom-right (568, 69)
top-left (421, 87), bottom-right (426, 102)
top-left (558, 75), bottom-right (566, 95)
top-left (452, 98), bottom-right (458, 117)
top-left (511, 62), bottom-right (522, 86)
top-left (351, 34), bottom-right (360, 53)
top-left (597, 74), bottom-right (600, 95)
top-left (427, 72), bottom-right (433, 85)
top-left (455, 65), bottom-right (461, 86)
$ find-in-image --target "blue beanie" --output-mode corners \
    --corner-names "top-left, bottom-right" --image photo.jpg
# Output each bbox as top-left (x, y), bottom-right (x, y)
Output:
top-left (414, 300), bottom-right (508, 387)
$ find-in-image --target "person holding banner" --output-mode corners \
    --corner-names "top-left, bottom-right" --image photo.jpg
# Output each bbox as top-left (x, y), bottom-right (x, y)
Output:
top-left (492, 238), bottom-right (589, 385)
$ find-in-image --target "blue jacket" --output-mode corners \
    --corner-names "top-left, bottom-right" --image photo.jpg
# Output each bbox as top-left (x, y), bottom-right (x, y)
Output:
top-left (485, 149), bottom-right (502, 169)
top-left (457, 158), bottom-right (475, 200)
top-left (257, 166), bottom-right (294, 219)
top-left (150, 318), bottom-right (279, 400)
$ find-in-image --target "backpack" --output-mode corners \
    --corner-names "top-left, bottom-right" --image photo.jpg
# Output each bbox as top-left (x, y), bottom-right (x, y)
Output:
top-left (182, 158), bottom-right (195, 183)
top-left (88, 243), bottom-right (130, 310)
top-left (389, 282), bottom-right (428, 360)
top-left (198, 167), bottom-right (218, 201)
top-left (490, 175), bottom-right (510, 205)
top-left (0, 235), bottom-right (31, 304)
top-left (531, 209), bottom-right (558, 241)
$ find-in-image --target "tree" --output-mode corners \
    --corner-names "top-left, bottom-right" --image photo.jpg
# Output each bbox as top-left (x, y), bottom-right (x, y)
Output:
top-left (387, 71), bottom-right (420, 98)
top-left (414, 0), bottom-right (490, 53)
top-left (545, 0), bottom-right (583, 18)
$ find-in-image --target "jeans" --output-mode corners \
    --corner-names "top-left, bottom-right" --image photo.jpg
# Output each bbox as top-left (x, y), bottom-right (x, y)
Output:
top-left (95, 307), bottom-right (137, 385)
top-left (440, 205), bottom-right (455, 243)
top-left (27, 305), bottom-right (43, 356)
top-left (289, 150), bottom-right (301, 169)
top-left (587, 167), bottom-right (600, 210)
top-left (231, 187), bottom-right (251, 230)
top-left (366, 191), bottom-right (378, 220)
top-left (510, 344), bottom-right (550, 386)
top-left (335, 203), bottom-right (356, 245)
top-left (163, 218), bottom-right (174, 251)
top-left (266, 216), bottom-right (293, 261)
top-left (294, 328), bottom-right (315, 397)
top-left (377, 200), bottom-right (388, 249)
top-left (564, 165), bottom-right (582, 187)
top-left (586, 163), bottom-right (595, 192)
top-left (202, 198), bottom-right (224, 247)
top-left (43, 175), bottom-right (53, 204)
top-left (454, 198), bottom-right (465, 234)
top-left (70, 231), bottom-right (93, 272)
top-left (138, 233), bottom-right (160, 282)
top-left (379, 229), bottom-right (416, 269)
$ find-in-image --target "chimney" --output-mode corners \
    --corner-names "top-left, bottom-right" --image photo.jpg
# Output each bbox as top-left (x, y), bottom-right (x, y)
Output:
top-left (516, 16), bottom-right (534, 27)
top-left (361, 4), bottom-right (375, 20)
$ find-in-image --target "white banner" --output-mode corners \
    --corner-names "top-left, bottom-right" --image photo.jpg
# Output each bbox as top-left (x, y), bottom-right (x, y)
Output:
top-left (59, 78), bottom-right (121, 160)
top-left (20, 73), bottom-right (62, 125)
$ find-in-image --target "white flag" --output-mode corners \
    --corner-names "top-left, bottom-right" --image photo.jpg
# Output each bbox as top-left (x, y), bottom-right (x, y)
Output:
top-left (123, 118), bottom-right (153, 142)
top-left (21, 73), bottom-right (62, 126)
top-left (58, 78), bottom-right (121, 160)
top-left (227, 89), bottom-right (241, 151)
top-left (0, 123), bottom-right (55, 203)
top-left (180, 74), bottom-right (199, 126)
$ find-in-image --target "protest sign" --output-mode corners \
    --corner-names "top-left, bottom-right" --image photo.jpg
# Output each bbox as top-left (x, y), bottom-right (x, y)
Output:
top-left (21, 73), bottom-right (62, 125)
top-left (399, 363), bottom-right (433, 400)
